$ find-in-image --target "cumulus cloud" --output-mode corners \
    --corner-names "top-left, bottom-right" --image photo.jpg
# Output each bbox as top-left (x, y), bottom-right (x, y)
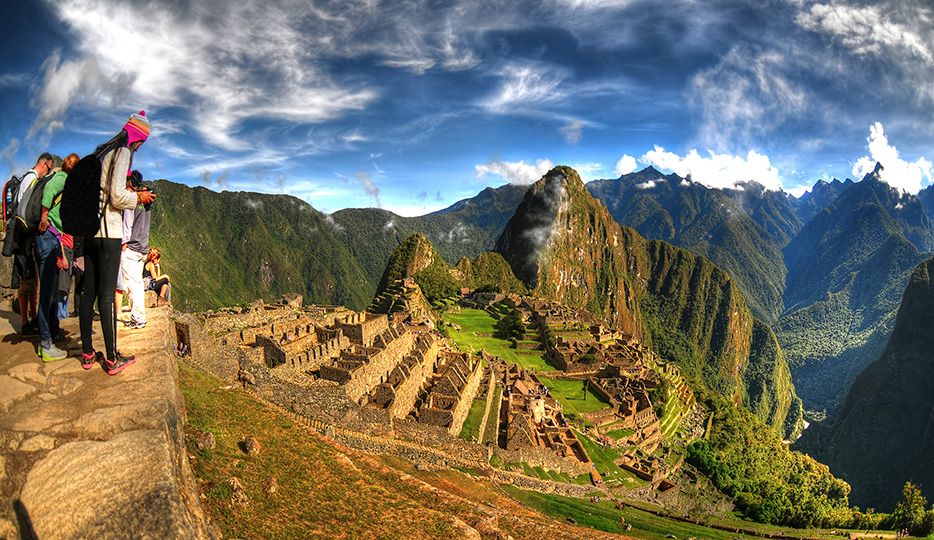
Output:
top-left (570, 162), bottom-right (605, 181)
top-left (795, 4), bottom-right (932, 63)
top-left (635, 180), bottom-right (657, 189)
top-left (852, 122), bottom-right (933, 194)
top-left (614, 154), bottom-right (637, 176)
top-left (560, 120), bottom-right (584, 143)
top-left (641, 146), bottom-right (782, 190)
top-left (475, 158), bottom-right (554, 185)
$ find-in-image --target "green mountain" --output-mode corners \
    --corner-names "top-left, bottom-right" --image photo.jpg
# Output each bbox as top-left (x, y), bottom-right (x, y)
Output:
top-left (588, 168), bottom-right (793, 323)
top-left (796, 256), bottom-right (934, 511)
top-left (498, 166), bottom-right (803, 436)
top-left (779, 165), bottom-right (933, 413)
top-left (374, 232), bottom-right (526, 303)
top-left (148, 180), bottom-right (525, 313)
top-left (148, 180), bottom-right (371, 312)
top-left (331, 184), bottom-right (528, 294)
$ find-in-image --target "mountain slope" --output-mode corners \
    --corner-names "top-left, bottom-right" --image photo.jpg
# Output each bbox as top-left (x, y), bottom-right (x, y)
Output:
top-left (796, 256), bottom-right (934, 510)
top-left (149, 180), bottom-right (371, 312)
top-left (498, 166), bottom-right (803, 435)
top-left (588, 168), bottom-right (792, 323)
top-left (779, 165), bottom-right (933, 413)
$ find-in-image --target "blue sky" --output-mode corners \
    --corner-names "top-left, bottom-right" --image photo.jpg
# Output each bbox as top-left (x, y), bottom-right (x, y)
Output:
top-left (1, 0), bottom-right (932, 214)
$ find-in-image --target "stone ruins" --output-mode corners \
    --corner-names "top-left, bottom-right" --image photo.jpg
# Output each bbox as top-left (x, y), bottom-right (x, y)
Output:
top-left (188, 288), bottom-right (697, 498)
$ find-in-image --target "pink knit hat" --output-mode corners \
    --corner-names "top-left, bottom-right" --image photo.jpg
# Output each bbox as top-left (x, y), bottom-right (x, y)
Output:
top-left (124, 110), bottom-right (151, 145)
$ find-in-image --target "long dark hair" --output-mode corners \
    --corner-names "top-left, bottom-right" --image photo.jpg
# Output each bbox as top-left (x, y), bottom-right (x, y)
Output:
top-left (93, 129), bottom-right (129, 160)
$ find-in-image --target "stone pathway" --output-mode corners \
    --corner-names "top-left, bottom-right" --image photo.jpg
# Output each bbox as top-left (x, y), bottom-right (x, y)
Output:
top-left (0, 301), bottom-right (211, 539)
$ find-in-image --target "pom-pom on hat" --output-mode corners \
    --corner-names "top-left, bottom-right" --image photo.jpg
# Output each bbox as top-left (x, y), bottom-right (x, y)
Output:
top-left (124, 110), bottom-right (151, 145)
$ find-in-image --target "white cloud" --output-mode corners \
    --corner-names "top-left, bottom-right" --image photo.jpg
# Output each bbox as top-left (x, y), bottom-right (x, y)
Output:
top-left (480, 63), bottom-right (568, 114)
top-left (689, 48), bottom-right (809, 150)
top-left (570, 162), bottom-right (606, 181)
top-left (641, 146), bottom-right (782, 191)
top-left (796, 4), bottom-right (932, 63)
top-left (560, 120), bottom-right (584, 143)
top-left (37, 0), bottom-right (380, 149)
top-left (475, 158), bottom-right (554, 185)
top-left (636, 180), bottom-right (657, 190)
top-left (852, 122), bottom-right (933, 194)
top-left (614, 154), bottom-right (637, 176)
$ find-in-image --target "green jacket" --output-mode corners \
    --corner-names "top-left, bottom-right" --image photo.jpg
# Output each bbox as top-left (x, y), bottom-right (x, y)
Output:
top-left (42, 170), bottom-right (67, 231)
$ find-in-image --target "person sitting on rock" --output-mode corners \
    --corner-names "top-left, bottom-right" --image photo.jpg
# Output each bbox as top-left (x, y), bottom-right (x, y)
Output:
top-left (144, 247), bottom-right (171, 305)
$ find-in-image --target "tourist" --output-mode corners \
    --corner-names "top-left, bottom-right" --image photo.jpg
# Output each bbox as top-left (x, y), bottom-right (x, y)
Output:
top-left (79, 111), bottom-right (156, 374)
top-left (10, 152), bottom-right (55, 336)
top-left (144, 247), bottom-right (171, 306)
top-left (35, 153), bottom-right (79, 361)
top-left (120, 170), bottom-right (153, 329)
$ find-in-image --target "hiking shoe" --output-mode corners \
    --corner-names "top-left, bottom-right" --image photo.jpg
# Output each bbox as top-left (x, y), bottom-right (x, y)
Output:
top-left (39, 343), bottom-right (68, 362)
top-left (52, 329), bottom-right (66, 342)
top-left (103, 352), bottom-right (136, 375)
top-left (125, 317), bottom-right (147, 330)
top-left (81, 351), bottom-right (103, 370)
top-left (20, 321), bottom-right (38, 336)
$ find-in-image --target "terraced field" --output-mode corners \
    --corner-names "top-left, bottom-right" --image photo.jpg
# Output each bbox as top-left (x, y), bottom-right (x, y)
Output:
top-left (443, 308), bottom-right (556, 371)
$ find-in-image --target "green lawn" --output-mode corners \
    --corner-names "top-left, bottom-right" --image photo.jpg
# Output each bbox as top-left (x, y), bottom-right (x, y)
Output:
top-left (607, 427), bottom-right (635, 440)
top-left (539, 376), bottom-right (613, 416)
top-left (503, 486), bottom-right (757, 540)
top-left (458, 398), bottom-right (488, 442)
top-left (443, 309), bottom-right (555, 371)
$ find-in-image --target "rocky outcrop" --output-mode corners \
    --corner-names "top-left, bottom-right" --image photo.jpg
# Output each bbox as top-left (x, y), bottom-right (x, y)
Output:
top-left (0, 303), bottom-right (212, 539)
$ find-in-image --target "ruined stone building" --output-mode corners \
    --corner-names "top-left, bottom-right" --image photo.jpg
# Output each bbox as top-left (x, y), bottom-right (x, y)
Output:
top-left (417, 351), bottom-right (484, 435)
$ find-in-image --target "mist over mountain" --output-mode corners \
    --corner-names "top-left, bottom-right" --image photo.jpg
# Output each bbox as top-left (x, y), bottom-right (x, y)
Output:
top-left (796, 256), bottom-right (934, 511)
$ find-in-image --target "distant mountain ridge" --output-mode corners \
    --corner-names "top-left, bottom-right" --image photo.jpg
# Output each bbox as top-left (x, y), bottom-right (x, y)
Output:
top-left (588, 164), bottom-right (934, 416)
top-left (588, 167), bottom-right (794, 323)
top-left (779, 165), bottom-right (934, 412)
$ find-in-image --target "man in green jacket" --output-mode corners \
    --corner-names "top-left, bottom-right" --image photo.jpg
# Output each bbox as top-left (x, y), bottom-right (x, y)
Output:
top-left (34, 153), bottom-right (79, 361)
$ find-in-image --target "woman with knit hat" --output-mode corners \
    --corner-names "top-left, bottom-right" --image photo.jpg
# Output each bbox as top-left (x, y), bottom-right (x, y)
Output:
top-left (78, 111), bottom-right (156, 375)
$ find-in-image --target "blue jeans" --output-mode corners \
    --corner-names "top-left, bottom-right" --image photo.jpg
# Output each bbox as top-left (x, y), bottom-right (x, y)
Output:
top-left (35, 230), bottom-right (61, 346)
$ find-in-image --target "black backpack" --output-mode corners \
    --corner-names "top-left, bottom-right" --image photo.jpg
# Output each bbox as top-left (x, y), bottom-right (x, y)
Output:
top-left (60, 131), bottom-right (127, 238)
top-left (20, 173), bottom-right (57, 230)
top-left (2, 174), bottom-right (24, 225)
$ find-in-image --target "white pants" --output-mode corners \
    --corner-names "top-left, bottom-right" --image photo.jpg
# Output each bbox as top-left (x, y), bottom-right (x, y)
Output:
top-left (120, 249), bottom-right (147, 323)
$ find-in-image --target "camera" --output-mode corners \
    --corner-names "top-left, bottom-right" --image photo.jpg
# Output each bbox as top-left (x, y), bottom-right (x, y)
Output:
top-left (129, 170), bottom-right (154, 210)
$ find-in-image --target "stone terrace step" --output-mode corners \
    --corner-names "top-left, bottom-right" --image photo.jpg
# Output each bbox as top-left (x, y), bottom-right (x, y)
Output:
top-left (0, 302), bottom-right (212, 539)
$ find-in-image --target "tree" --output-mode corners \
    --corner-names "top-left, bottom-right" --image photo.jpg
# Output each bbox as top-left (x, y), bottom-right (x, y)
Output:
top-left (888, 482), bottom-right (929, 535)
top-left (494, 310), bottom-right (526, 341)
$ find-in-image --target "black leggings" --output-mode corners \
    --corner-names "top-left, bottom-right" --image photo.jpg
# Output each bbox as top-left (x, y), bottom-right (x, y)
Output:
top-left (79, 237), bottom-right (121, 359)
